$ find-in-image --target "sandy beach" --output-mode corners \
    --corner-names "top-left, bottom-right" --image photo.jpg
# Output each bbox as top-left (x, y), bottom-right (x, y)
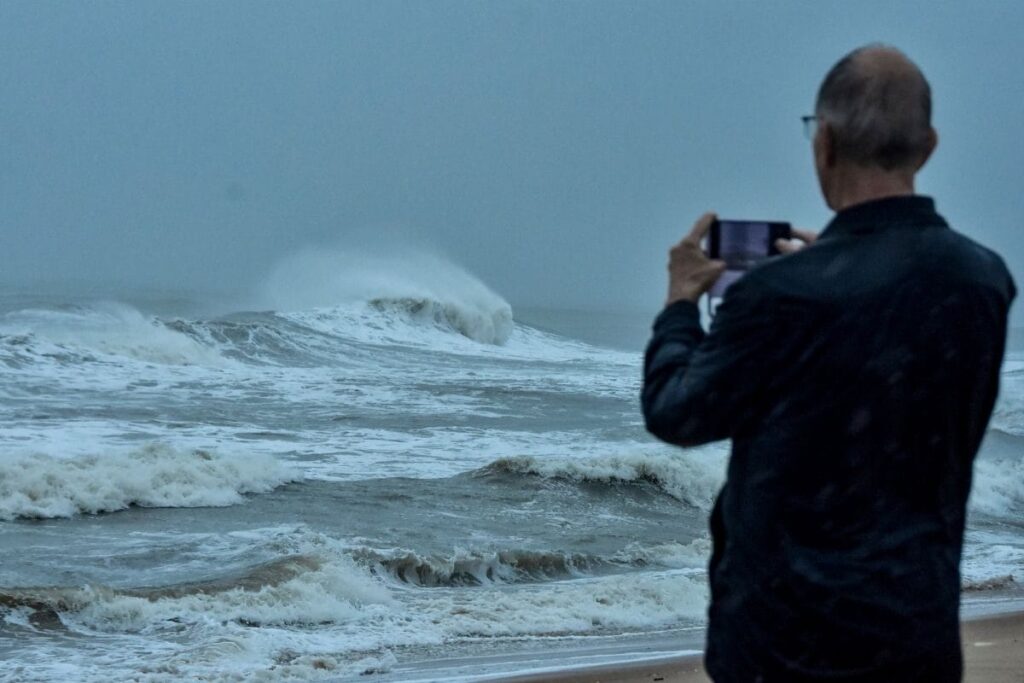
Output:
top-left (489, 611), bottom-right (1024, 683)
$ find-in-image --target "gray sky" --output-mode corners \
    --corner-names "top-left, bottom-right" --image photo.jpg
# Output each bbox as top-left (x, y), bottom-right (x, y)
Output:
top-left (2, 1), bottom-right (1022, 320)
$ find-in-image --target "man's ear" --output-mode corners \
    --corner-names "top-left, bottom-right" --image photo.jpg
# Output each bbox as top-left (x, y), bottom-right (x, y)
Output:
top-left (915, 127), bottom-right (938, 171)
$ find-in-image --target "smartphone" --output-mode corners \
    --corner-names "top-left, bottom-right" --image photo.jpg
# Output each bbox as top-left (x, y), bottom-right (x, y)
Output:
top-left (706, 219), bottom-right (791, 302)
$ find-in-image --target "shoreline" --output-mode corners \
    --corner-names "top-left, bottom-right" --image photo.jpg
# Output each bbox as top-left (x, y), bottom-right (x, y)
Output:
top-left (481, 609), bottom-right (1024, 683)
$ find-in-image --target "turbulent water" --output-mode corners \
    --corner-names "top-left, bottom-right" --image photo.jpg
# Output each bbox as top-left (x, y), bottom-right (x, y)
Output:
top-left (1, 258), bottom-right (1022, 682)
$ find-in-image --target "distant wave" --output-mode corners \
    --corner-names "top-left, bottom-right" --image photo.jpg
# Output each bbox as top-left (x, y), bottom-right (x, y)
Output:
top-left (281, 296), bottom-right (513, 349)
top-left (262, 247), bottom-right (515, 345)
top-left (0, 302), bottom-right (225, 367)
top-left (370, 296), bottom-right (513, 345)
top-left (0, 444), bottom-right (296, 520)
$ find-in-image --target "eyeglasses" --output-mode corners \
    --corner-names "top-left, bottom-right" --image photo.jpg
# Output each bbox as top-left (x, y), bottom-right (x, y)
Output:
top-left (801, 115), bottom-right (819, 140)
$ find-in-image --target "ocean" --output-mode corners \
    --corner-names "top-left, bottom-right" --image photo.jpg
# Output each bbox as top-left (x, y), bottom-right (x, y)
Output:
top-left (1, 258), bottom-right (1022, 682)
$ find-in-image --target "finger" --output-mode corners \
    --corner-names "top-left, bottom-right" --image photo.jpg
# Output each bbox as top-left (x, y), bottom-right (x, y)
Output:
top-left (775, 238), bottom-right (802, 254)
top-left (699, 260), bottom-right (728, 288)
top-left (790, 228), bottom-right (818, 244)
top-left (683, 212), bottom-right (717, 245)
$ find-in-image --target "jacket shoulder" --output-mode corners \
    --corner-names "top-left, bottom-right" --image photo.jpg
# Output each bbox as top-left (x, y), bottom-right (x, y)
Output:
top-left (935, 228), bottom-right (1016, 300)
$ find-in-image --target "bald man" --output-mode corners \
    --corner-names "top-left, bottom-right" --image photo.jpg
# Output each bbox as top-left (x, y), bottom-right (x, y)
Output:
top-left (643, 45), bottom-right (1015, 682)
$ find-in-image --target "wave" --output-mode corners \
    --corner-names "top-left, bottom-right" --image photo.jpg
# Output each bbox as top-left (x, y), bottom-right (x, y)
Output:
top-left (0, 543), bottom-right (707, 640)
top-left (0, 302), bottom-right (225, 367)
top-left (0, 554), bottom-right (392, 633)
top-left (355, 547), bottom-right (602, 587)
top-left (262, 247), bottom-right (515, 345)
top-left (371, 296), bottom-right (513, 345)
top-left (479, 448), bottom-right (726, 510)
top-left (0, 444), bottom-right (296, 520)
top-left (280, 297), bottom-right (513, 350)
top-left (352, 538), bottom-right (714, 588)
top-left (962, 575), bottom-right (1017, 592)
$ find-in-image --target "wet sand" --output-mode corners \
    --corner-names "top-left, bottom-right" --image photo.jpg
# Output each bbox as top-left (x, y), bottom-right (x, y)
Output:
top-left (490, 611), bottom-right (1024, 683)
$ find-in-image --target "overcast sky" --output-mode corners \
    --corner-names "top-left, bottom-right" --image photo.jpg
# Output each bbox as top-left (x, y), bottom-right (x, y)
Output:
top-left (2, 1), bottom-right (1022, 320)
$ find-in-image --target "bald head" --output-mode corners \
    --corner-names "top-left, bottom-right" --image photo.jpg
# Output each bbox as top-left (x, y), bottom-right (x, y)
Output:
top-left (816, 45), bottom-right (933, 171)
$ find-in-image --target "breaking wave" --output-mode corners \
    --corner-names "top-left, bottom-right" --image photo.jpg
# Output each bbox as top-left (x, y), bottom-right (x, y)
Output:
top-left (0, 302), bottom-right (225, 367)
top-left (0, 553), bottom-right (707, 639)
top-left (479, 448), bottom-right (727, 510)
top-left (262, 247), bottom-right (515, 345)
top-left (353, 539), bottom-right (713, 588)
top-left (0, 444), bottom-right (296, 520)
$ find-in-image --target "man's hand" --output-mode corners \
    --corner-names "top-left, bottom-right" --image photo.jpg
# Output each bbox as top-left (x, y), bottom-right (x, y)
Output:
top-left (775, 229), bottom-right (819, 255)
top-left (666, 213), bottom-right (727, 306)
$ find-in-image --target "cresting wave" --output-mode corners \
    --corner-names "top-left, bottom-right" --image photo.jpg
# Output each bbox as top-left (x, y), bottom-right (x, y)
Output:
top-left (351, 539), bottom-right (711, 588)
top-left (0, 444), bottom-right (296, 520)
top-left (0, 553), bottom-right (392, 633)
top-left (0, 302), bottom-right (225, 367)
top-left (263, 247), bottom-right (515, 345)
top-left (480, 448), bottom-right (727, 510)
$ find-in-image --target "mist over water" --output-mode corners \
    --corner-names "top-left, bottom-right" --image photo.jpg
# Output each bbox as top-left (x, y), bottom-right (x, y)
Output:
top-left (2, 2), bottom-right (1023, 319)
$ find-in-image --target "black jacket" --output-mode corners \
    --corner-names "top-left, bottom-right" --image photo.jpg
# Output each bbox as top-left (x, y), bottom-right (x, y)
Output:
top-left (642, 196), bottom-right (1016, 682)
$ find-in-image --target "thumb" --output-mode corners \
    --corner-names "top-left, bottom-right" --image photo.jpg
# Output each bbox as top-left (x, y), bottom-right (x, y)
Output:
top-left (775, 238), bottom-right (802, 255)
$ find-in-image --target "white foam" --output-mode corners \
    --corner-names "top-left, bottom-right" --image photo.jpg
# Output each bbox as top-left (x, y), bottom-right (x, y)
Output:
top-left (0, 444), bottom-right (296, 520)
top-left (612, 538), bottom-right (713, 569)
top-left (65, 557), bottom-right (393, 633)
top-left (969, 453), bottom-right (1024, 518)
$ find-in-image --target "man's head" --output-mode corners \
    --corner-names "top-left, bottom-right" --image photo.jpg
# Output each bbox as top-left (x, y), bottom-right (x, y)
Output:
top-left (813, 45), bottom-right (938, 210)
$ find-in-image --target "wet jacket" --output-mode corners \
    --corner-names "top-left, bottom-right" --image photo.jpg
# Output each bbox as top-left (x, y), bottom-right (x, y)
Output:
top-left (642, 196), bottom-right (1016, 682)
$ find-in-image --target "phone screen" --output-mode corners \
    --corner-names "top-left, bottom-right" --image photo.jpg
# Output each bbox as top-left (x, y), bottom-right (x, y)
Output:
top-left (707, 220), bottom-right (791, 301)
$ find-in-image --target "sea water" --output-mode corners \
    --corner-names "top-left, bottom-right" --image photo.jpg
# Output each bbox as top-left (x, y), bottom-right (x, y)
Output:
top-left (1, 257), bottom-right (1022, 681)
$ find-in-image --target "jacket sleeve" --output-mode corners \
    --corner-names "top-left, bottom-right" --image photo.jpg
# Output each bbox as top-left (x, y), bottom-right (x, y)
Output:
top-left (642, 276), bottom-right (780, 447)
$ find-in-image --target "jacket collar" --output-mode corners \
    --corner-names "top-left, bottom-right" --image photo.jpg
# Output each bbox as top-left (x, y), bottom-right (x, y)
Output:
top-left (819, 195), bottom-right (947, 240)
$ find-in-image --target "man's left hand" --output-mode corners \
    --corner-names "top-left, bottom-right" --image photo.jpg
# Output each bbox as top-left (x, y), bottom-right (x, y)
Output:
top-left (666, 213), bottom-right (727, 306)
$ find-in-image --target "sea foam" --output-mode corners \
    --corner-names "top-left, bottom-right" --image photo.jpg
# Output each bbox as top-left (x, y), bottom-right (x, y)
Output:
top-left (0, 444), bottom-right (296, 520)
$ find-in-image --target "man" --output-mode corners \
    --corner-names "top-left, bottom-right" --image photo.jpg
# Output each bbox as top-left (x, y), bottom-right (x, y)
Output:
top-left (642, 45), bottom-right (1016, 682)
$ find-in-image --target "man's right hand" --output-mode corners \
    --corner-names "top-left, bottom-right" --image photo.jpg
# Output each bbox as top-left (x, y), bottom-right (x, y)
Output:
top-left (666, 213), bottom-right (727, 306)
top-left (775, 229), bottom-right (819, 254)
